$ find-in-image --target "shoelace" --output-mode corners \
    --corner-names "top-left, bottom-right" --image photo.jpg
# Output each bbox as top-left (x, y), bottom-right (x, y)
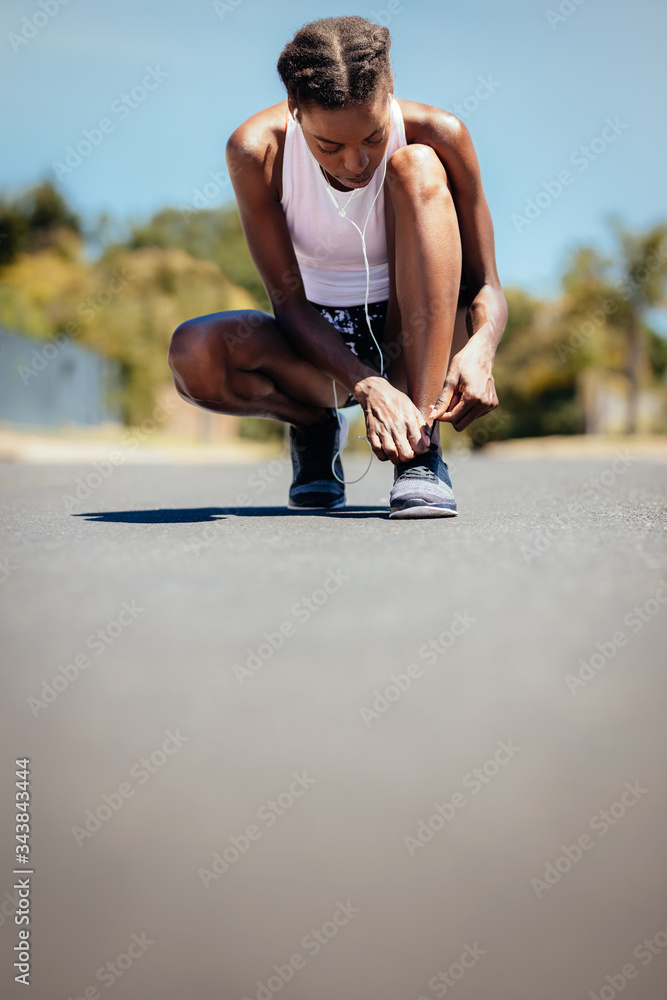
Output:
top-left (396, 448), bottom-right (444, 481)
top-left (399, 464), bottom-right (439, 481)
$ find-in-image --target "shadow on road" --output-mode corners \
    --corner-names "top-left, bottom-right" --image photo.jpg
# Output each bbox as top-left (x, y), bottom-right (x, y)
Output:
top-left (72, 506), bottom-right (389, 523)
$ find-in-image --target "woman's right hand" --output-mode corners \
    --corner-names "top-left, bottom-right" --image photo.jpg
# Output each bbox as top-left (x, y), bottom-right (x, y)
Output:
top-left (353, 376), bottom-right (431, 463)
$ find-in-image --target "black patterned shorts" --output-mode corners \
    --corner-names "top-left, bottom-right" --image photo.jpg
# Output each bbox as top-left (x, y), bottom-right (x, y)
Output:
top-left (308, 299), bottom-right (389, 407)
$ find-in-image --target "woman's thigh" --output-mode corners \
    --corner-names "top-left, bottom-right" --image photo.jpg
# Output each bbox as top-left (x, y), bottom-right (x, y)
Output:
top-left (307, 300), bottom-right (389, 406)
top-left (169, 309), bottom-right (348, 411)
top-left (307, 297), bottom-right (469, 402)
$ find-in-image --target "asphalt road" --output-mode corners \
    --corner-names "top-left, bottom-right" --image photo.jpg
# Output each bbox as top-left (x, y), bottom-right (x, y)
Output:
top-left (1, 449), bottom-right (666, 1000)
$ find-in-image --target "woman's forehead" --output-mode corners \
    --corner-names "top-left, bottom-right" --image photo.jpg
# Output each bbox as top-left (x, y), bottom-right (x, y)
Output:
top-left (299, 92), bottom-right (392, 135)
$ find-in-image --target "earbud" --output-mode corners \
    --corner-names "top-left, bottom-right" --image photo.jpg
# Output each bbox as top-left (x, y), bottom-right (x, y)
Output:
top-left (292, 107), bottom-right (300, 125)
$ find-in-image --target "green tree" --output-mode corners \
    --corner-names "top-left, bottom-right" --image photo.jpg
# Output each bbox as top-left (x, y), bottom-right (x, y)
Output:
top-left (126, 204), bottom-right (269, 309)
top-left (558, 220), bottom-right (667, 433)
top-left (0, 179), bottom-right (82, 265)
top-left (491, 287), bottom-right (584, 439)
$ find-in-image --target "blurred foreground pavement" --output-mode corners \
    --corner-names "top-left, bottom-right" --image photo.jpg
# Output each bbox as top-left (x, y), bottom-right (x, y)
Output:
top-left (1, 448), bottom-right (666, 1000)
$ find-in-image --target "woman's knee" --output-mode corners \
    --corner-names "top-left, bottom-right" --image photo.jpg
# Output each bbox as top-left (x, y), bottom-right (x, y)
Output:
top-left (168, 314), bottom-right (231, 402)
top-left (386, 144), bottom-right (451, 204)
top-left (168, 311), bottom-right (269, 400)
top-left (168, 319), bottom-right (212, 398)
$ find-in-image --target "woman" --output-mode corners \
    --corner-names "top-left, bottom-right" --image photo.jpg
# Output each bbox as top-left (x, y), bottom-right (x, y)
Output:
top-left (168, 15), bottom-right (507, 518)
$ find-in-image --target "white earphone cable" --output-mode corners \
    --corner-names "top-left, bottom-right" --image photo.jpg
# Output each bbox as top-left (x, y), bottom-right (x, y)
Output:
top-left (295, 103), bottom-right (391, 486)
top-left (327, 151), bottom-right (388, 484)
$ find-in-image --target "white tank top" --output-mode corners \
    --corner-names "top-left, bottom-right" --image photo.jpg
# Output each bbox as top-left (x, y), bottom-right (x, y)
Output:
top-left (281, 97), bottom-right (407, 307)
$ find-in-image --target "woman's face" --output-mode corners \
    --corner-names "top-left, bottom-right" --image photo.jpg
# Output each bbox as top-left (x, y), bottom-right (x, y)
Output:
top-left (291, 89), bottom-right (392, 192)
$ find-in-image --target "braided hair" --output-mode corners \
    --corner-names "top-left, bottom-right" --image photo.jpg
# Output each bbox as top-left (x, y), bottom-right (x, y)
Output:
top-left (277, 16), bottom-right (394, 110)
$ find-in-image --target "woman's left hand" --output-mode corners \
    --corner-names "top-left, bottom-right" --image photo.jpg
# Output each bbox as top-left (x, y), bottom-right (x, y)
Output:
top-left (428, 337), bottom-right (499, 432)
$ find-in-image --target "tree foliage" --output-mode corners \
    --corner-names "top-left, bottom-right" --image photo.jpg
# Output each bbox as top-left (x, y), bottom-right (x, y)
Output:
top-left (491, 288), bottom-right (585, 439)
top-left (0, 180), bottom-right (81, 265)
top-left (555, 220), bottom-right (667, 432)
top-left (1, 178), bottom-right (665, 435)
top-left (126, 205), bottom-right (270, 310)
top-left (0, 182), bottom-right (256, 423)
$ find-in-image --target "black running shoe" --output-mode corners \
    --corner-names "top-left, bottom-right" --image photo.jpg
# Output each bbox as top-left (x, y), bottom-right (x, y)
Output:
top-left (288, 410), bottom-right (348, 510)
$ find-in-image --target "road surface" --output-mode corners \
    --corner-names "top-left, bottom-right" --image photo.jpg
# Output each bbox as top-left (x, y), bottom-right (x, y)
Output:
top-left (1, 448), bottom-right (666, 1000)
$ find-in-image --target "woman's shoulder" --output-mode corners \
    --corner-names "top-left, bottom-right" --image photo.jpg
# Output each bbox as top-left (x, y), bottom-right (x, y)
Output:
top-left (226, 101), bottom-right (288, 196)
top-left (395, 98), bottom-right (469, 146)
top-left (226, 102), bottom-right (287, 162)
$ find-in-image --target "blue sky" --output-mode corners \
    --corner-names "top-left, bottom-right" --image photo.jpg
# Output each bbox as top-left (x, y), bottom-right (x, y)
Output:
top-left (2, 0), bottom-right (666, 297)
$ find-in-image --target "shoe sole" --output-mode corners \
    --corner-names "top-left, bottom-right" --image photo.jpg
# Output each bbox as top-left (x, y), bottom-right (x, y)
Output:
top-left (287, 496), bottom-right (346, 511)
top-left (389, 503), bottom-right (458, 519)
